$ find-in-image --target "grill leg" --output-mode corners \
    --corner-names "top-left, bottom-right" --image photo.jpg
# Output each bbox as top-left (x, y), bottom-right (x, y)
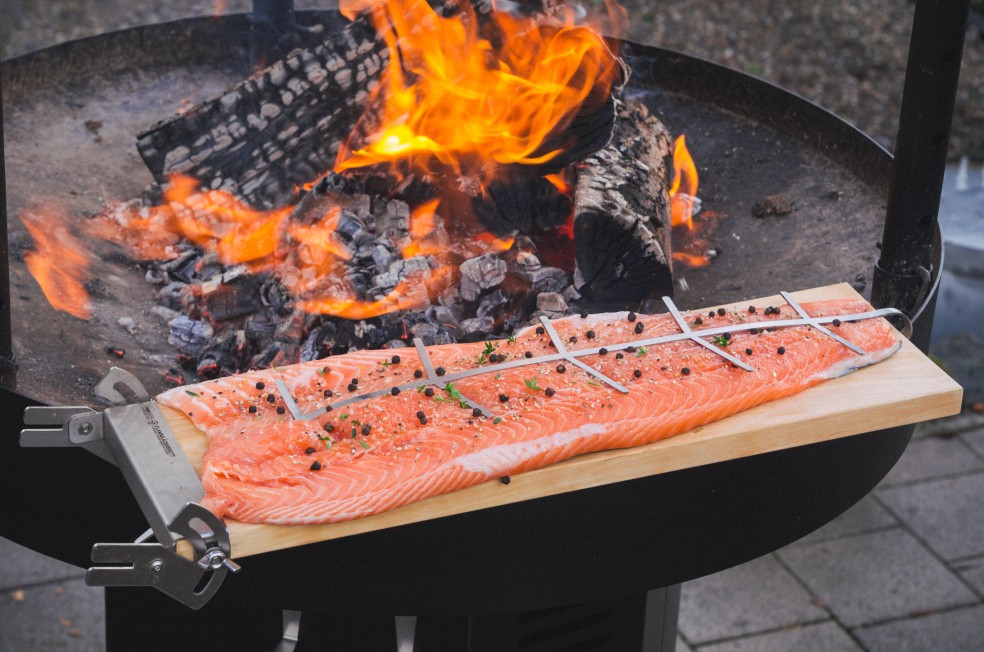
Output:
top-left (413, 587), bottom-right (681, 652)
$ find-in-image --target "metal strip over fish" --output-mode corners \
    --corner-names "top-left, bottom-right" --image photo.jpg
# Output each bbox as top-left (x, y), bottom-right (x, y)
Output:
top-left (274, 294), bottom-right (910, 422)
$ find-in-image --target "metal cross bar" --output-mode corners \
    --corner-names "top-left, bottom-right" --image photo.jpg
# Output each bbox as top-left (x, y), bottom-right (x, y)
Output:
top-left (270, 297), bottom-right (910, 423)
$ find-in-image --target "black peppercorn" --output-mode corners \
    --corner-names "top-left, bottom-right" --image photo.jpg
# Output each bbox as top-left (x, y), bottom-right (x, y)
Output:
top-left (310, 461), bottom-right (322, 471)
top-left (500, 476), bottom-right (511, 485)
top-left (472, 408), bottom-right (482, 417)
top-left (424, 387), bottom-right (435, 397)
top-left (615, 352), bottom-right (624, 360)
top-left (276, 406), bottom-right (285, 415)
top-left (777, 346), bottom-right (786, 355)
top-left (248, 405), bottom-right (257, 414)
top-left (391, 355), bottom-right (401, 364)
top-left (525, 351), bottom-right (533, 359)
top-left (535, 326), bottom-right (545, 335)
top-left (681, 367), bottom-right (691, 375)
top-left (255, 381), bottom-right (265, 390)
top-left (599, 347), bottom-right (608, 355)
top-left (627, 312), bottom-right (637, 322)
top-left (556, 364), bottom-right (566, 373)
top-left (362, 424), bottom-right (371, 436)
top-left (347, 383), bottom-right (358, 392)
top-left (414, 369), bottom-right (424, 378)
top-left (633, 369), bottom-right (643, 378)
top-left (324, 423), bottom-right (334, 433)
top-left (586, 330), bottom-right (595, 339)
top-left (436, 366), bottom-right (446, 376)
top-left (545, 388), bottom-right (556, 397)
top-left (323, 389), bottom-right (333, 398)
top-left (391, 387), bottom-right (401, 396)
top-left (634, 322), bottom-right (644, 334)
top-left (499, 393), bottom-right (509, 402)
top-left (745, 348), bottom-right (753, 355)
top-left (748, 306), bottom-right (757, 314)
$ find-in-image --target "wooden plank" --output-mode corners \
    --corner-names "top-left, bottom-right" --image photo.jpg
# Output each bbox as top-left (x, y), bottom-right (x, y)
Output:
top-left (162, 283), bottom-right (962, 558)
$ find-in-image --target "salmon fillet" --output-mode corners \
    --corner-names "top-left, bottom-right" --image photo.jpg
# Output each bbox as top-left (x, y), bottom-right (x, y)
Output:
top-left (157, 297), bottom-right (901, 525)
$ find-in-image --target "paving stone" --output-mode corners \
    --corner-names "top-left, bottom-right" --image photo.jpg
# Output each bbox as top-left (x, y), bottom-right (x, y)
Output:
top-left (879, 436), bottom-right (983, 486)
top-left (853, 605), bottom-right (984, 652)
top-left (952, 554), bottom-right (984, 595)
top-left (777, 528), bottom-right (975, 627)
top-left (696, 621), bottom-right (861, 652)
top-left (877, 471), bottom-right (984, 560)
top-left (0, 579), bottom-right (105, 652)
top-left (0, 537), bottom-right (85, 590)
top-left (792, 495), bottom-right (896, 545)
top-left (959, 426), bottom-right (984, 460)
top-left (678, 554), bottom-right (827, 644)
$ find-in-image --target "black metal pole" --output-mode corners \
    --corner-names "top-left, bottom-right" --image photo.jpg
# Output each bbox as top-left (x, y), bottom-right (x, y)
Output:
top-left (872, 0), bottom-right (971, 316)
top-left (0, 65), bottom-right (17, 389)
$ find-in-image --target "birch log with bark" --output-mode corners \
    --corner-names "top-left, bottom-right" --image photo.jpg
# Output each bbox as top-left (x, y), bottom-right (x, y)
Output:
top-left (572, 99), bottom-right (674, 307)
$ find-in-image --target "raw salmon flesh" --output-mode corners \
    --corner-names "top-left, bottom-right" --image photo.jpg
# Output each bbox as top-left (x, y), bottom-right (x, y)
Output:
top-left (158, 297), bottom-right (901, 525)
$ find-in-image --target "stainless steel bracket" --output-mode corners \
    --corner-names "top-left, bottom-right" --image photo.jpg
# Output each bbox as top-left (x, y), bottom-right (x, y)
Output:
top-left (19, 368), bottom-right (239, 609)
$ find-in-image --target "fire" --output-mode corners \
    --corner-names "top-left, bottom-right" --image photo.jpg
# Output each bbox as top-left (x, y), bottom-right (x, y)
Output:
top-left (20, 0), bottom-right (626, 324)
top-left (20, 205), bottom-right (93, 320)
top-left (334, 0), bottom-right (623, 184)
top-left (669, 134), bottom-right (699, 230)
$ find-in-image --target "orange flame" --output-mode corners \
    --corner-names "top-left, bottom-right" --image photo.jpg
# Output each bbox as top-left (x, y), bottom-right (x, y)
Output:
top-left (19, 205), bottom-right (92, 319)
top-left (669, 134), bottom-right (699, 230)
top-left (334, 0), bottom-right (622, 184)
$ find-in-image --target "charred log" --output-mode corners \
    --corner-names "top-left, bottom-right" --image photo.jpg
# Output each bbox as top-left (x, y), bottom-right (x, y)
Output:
top-left (136, 15), bottom-right (386, 209)
top-left (572, 99), bottom-right (674, 309)
top-left (472, 170), bottom-right (571, 235)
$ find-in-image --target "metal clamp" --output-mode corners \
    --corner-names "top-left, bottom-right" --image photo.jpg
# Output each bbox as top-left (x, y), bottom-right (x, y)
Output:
top-left (19, 368), bottom-right (239, 609)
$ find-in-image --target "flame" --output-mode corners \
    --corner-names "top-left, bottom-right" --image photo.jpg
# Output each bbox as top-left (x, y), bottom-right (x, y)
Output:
top-left (334, 0), bottom-right (623, 184)
top-left (19, 205), bottom-right (92, 319)
top-left (672, 252), bottom-right (710, 267)
top-left (23, 1), bottom-right (627, 323)
top-left (669, 134), bottom-right (699, 230)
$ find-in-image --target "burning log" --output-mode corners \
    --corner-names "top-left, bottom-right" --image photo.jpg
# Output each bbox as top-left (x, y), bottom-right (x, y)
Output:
top-left (136, 15), bottom-right (387, 208)
top-left (134, 0), bottom-right (560, 209)
top-left (572, 99), bottom-right (674, 307)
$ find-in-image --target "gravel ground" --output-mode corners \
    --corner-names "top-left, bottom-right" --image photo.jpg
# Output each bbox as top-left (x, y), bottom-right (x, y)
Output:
top-left (1, 0), bottom-right (983, 157)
